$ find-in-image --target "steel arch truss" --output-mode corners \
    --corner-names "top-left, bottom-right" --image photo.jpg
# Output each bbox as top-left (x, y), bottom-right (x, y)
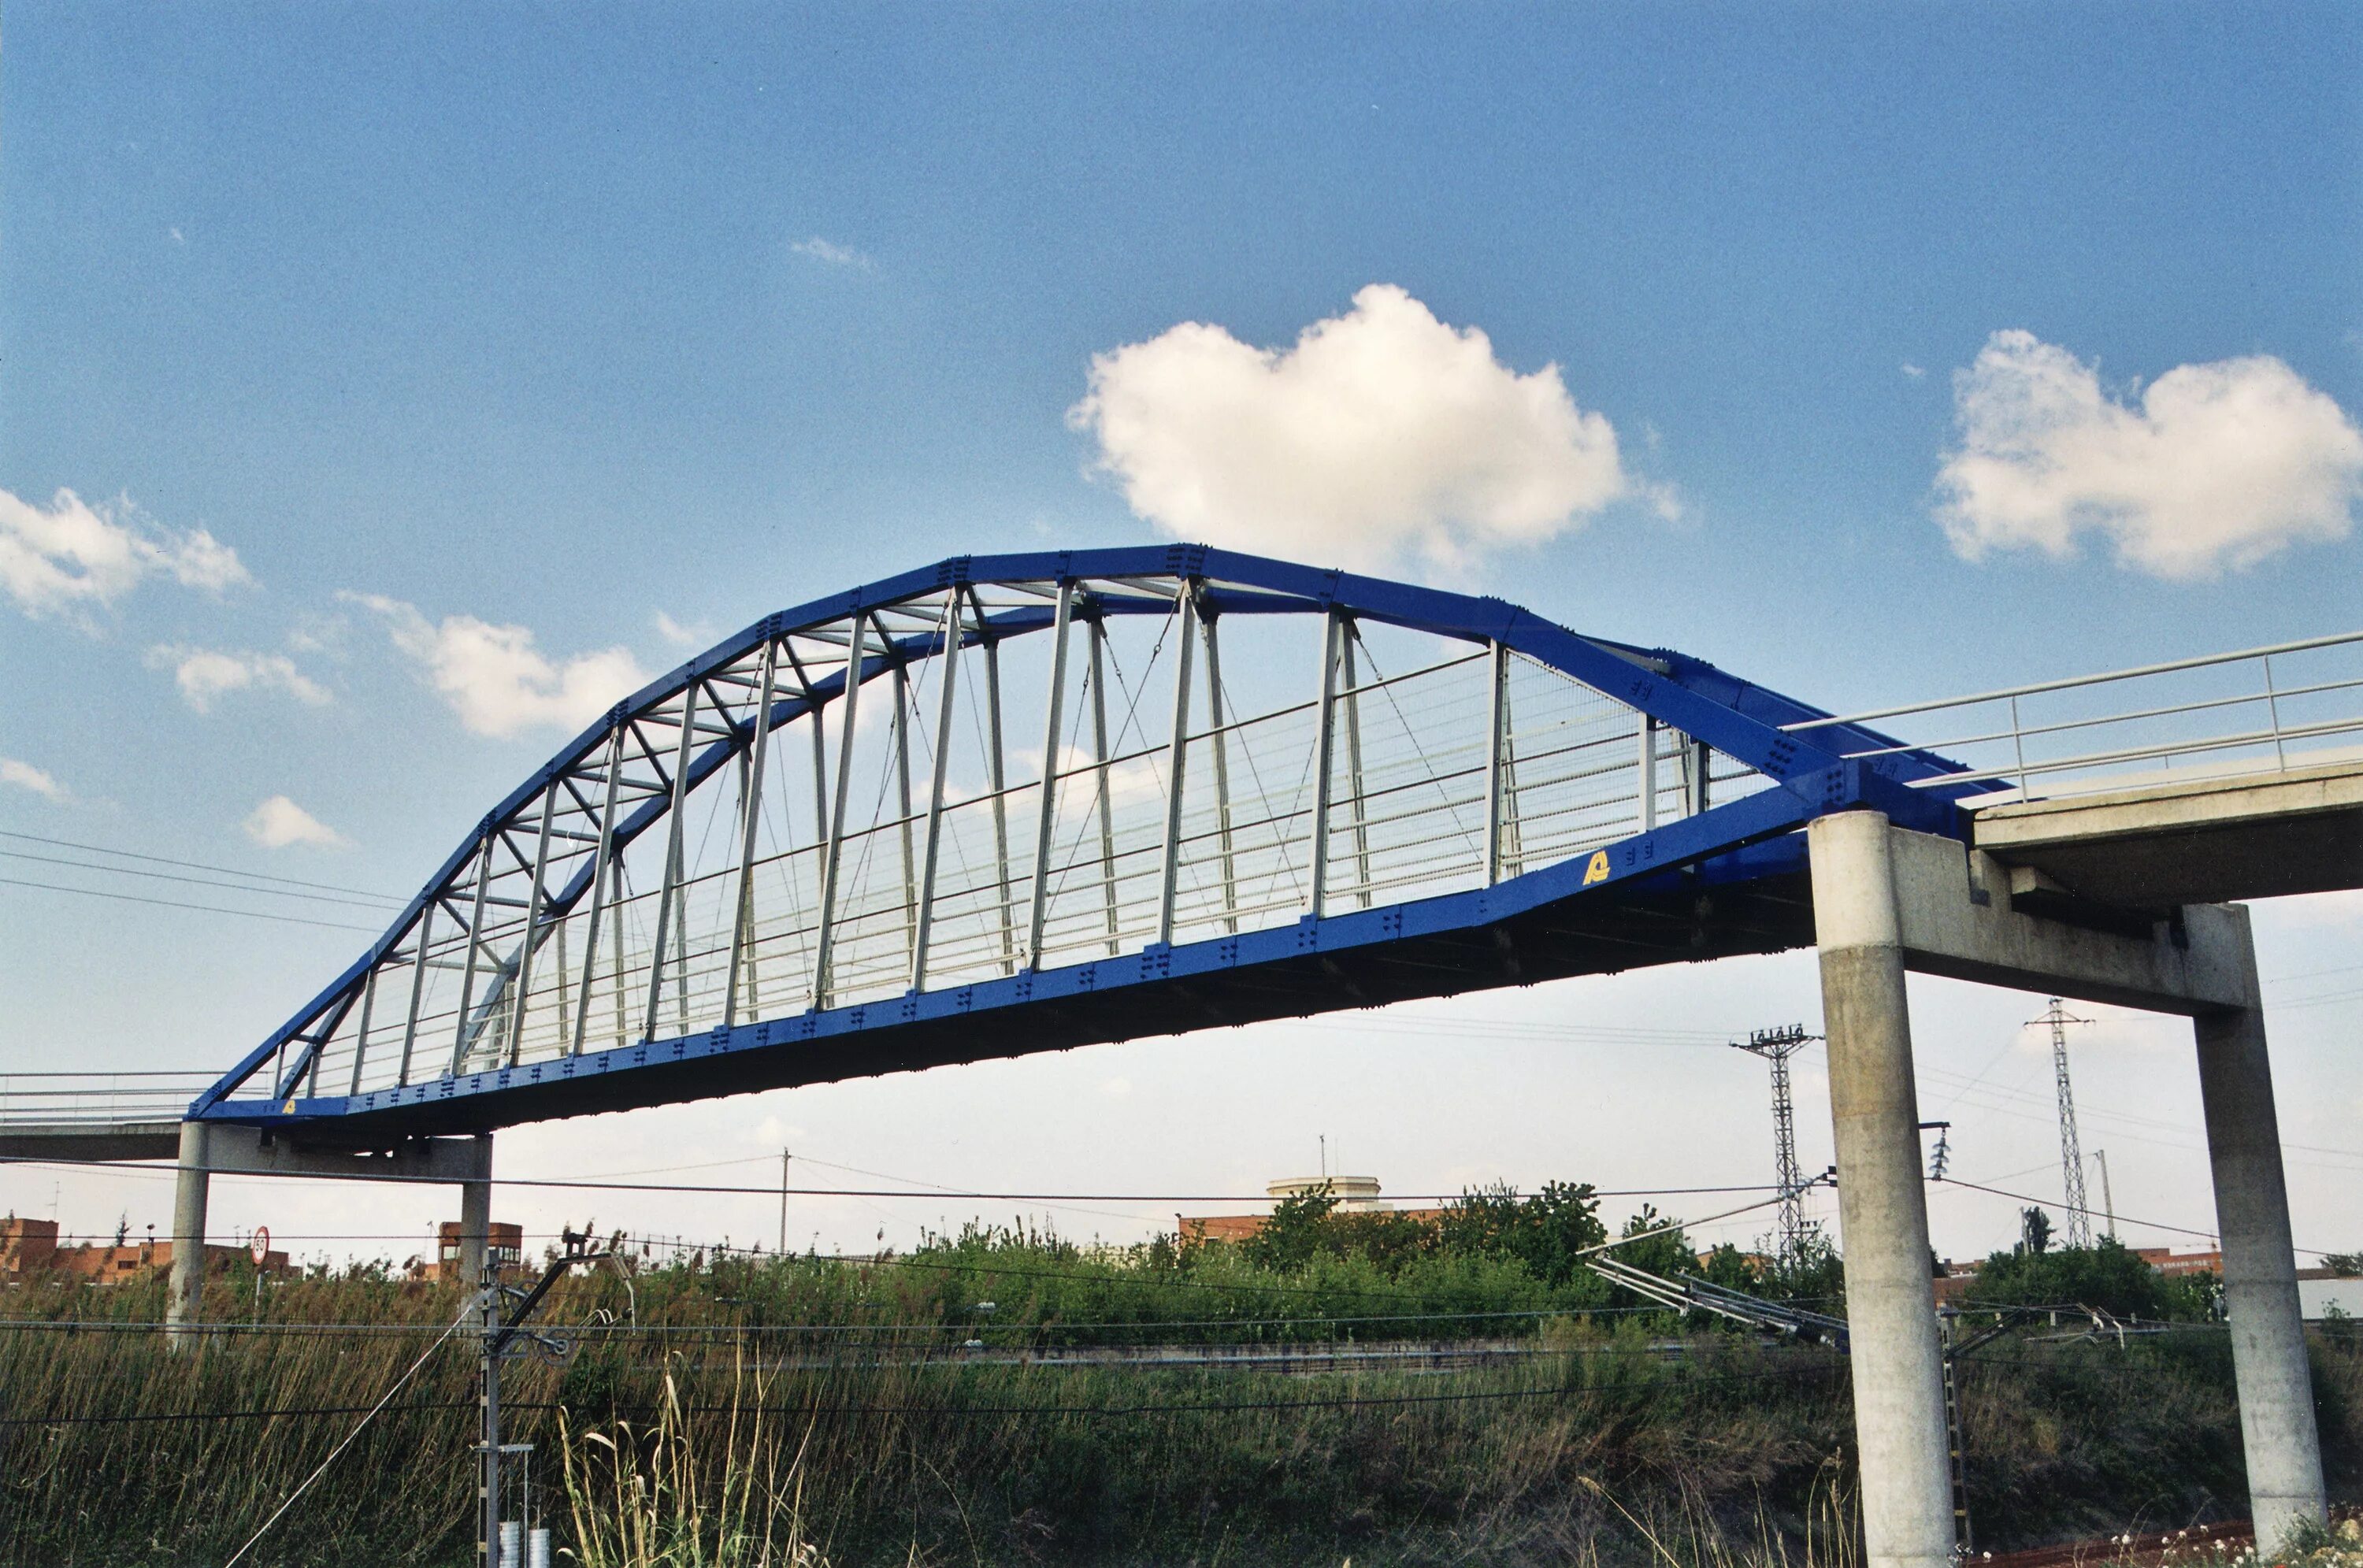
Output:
top-left (198, 546), bottom-right (1986, 1137)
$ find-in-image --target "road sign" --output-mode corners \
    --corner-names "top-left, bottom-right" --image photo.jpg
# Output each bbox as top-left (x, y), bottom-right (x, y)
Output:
top-left (250, 1226), bottom-right (269, 1266)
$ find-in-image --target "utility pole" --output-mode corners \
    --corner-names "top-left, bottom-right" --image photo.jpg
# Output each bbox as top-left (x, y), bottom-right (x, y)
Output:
top-left (778, 1148), bottom-right (790, 1255)
top-left (480, 1232), bottom-right (606, 1567)
top-left (2031, 998), bottom-right (2094, 1248)
top-left (2092, 1149), bottom-right (2116, 1241)
top-left (1731, 1025), bottom-right (1820, 1270)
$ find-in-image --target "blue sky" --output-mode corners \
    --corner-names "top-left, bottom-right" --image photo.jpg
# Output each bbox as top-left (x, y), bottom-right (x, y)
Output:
top-left (3, 5), bottom-right (2360, 1266)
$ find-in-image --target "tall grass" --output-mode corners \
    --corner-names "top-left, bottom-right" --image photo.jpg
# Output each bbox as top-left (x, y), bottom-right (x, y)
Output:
top-left (3, 1251), bottom-right (2354, 1566)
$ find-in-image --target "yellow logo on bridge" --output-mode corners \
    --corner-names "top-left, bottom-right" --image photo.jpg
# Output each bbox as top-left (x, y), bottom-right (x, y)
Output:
top-left (1582, 851), bottom-right (1611, 886)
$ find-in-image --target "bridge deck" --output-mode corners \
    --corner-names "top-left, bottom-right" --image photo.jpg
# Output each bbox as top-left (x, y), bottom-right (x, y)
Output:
top-left (1971, 756), bottom-right (2363, 907)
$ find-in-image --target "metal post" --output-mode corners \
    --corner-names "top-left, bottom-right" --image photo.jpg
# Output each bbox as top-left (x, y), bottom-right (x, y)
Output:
top-left (2262, 654), bottom-right (2288, 770)
top-left (571, 727), bottom-right (625, 1055)
top-left (477, 1263), bottom-right (502, 1567)
top-left (724, 638), bottom-right (779, 1027)
top-left (1688, 737), bottom-right (1711, 816)
top-left (504, 781), bottom-right (560, 1067)
top-left (1025, 583), bottom-right (1075, 966)
top-left (1308, 609), bottom-right (1341, 915)
top-left (1200, 610), bottom-right (1238, 932)
top-left (1638, 714), bottom-right (1658, 834)
top-left (2094, 1149), bottom-right (2116, 1240)
top-left (891, 628), bottom-right (917, 969)
top-left (165, 1120), bottom-right (210, 1348)
top-left (1484, 640), bottom-right (1508, 886)
top-left (451, 834), bottom-right (496, 1073)
top-left (458, 1132), bottom-right (494, 1289)
top-left (398, 903), bottom-right (435, 1087)
top-left (347, 966), bottom-right (380, 1096)
top-left (2037, 998), bottom-right (2094, 1248)
top-left (1153, 588), bottom-right (1199, 946)
top-left (1088, 612), bottom-right (1119, 955)
top-left (814, 620), bottom-right (868, 1007)
top-left (1339, 619), bottom-right (1371, 909)
top-left (911, 599), bottom-right (963, 989)
top-left (640, 682), bottom-right (701, 1043)
top-left (977, 592), bottom-right (1015, 973)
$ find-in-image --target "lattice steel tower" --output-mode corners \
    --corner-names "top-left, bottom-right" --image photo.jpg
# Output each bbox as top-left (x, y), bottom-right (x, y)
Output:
top-left (2032, 997), bottom-right (2094, 1248)
top-left (1733, 1024), bottom-right (1819, 1270)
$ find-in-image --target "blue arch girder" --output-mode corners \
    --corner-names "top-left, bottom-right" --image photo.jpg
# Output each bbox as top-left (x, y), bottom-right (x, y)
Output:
top-left (195, 546), bottom-right (1987, 1140)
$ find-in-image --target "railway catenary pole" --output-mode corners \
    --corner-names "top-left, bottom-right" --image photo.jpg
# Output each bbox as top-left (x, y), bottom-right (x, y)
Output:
top-left (1731, 1025), bottom-right (1820, 1272)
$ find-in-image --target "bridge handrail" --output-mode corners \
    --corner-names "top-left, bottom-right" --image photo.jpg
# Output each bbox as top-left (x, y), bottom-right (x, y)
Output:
top-left (0, 1072), bottom-right (213, 1125)
top-left (1775, 627), bottom-right (2363, 804)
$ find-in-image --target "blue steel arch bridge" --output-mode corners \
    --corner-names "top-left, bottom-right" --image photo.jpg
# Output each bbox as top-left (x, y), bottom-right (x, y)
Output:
top-left (195, 545), bottom-right (1983, 1141)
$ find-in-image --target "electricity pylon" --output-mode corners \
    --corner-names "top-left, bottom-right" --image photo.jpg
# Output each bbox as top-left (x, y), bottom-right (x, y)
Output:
top-left (1732, 1025), bottom-right (1820, 1270)
top-left (2031, 997), bottom-right (2094, 1248)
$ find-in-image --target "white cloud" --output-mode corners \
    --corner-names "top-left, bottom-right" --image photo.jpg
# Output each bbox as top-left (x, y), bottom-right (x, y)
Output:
top-left (1901, 362), bottom-right (1927, 379)
top-left (147, 646), bottom-right (332, 713)
top-left (1, 758), bottom-right (68, 803)
top-left (344, 592), bottom-right (649, 739)
top-left (0, 486), bottom-right (249, 621)
top-left (1068, 284), bottom-right (1641, 571)
top-left (790, 236), bottom-right (872, 269)
top-left (243, 795), bottom-right (348, 849)
top-left (1936, 330), bottom-right (2363, 580)
top-left (1100, 1076), bottom-right (1133, 1099)
top-left (654, 611), bottom-right (713, 649)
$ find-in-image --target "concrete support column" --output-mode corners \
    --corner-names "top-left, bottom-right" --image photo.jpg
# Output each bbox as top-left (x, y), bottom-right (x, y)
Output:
top-left (1807, 811), bottom-right (1953, 1568)
top-left (165, 1120), bottom-right (210, 1348)
top-left (2192, 910), bottom-right (2325, 1551)
top-left (456, 1132), bottom-right (494, 1288)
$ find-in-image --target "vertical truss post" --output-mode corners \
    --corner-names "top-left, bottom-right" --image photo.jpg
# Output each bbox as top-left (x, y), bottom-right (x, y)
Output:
top-left (724, 638), bottom-right (780, 1028)
top-left (890, 625), bottom-right (918, 970)
top-left (1484, 640), bottom-right (1508, 887)
top-left (2036, 997), bottom-right (2094, 1248)
top-left (1308, 608), bottom-right (1341, 916)
top-left (1734, 1024), bottom-right (1816, 1270)
top-left (1087, 610), bottom-right (1119, 955)
top-left (1199, 609), bottom-right (1238, 933)
top-left (911, 598), bottom-right (964, 989)
top-left (572, 728), bottom-right (625, 1055)
top-left (1339, 618), bottom-right (1371, 909)
top-left (782, 645), bottom-right (831, 965)
top-left (814, 620), bottom-right (868, 1008)
top-left (1025, 582), bottom-right (1075, 967)
top-left (1638, 715), bottom-right (1658, 834)
top-left (449, 834), bottom-right (496, 1073)
top-left (397, 903), bottom-right (435, 1087)
top-left (975, 590), bottom-right (1015, 974)
top-left (503, 780), bottom-right (560, 1067)
top-left (640, 682), bottom-right (702, 1043)
top-left (347, 967), bottom-right (380, 1096)
top-left (1686, 736), bottom-right (1711, 816)
top-left (1153, 587), bottom-right (1200, 947)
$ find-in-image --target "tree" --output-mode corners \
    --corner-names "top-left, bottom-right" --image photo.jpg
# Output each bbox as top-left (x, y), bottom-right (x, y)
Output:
top-left (2020, 1207), bottom-right (2053, 1255)
top-left (1969, 1236), bottom-right (2216, 1321)
top-left (1434, 1181), bottom-right (1605, 1286)
top-left (2321, 1251), bottom-right (2363, 1277)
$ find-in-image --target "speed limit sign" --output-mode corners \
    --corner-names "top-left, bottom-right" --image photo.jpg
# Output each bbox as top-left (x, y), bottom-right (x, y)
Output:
top-left (250, 1226), bottom-right (270, 1266)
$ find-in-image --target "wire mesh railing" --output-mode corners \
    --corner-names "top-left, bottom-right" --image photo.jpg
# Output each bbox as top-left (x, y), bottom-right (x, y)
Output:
top-left (1782, 628), bottom-right (2363, 806)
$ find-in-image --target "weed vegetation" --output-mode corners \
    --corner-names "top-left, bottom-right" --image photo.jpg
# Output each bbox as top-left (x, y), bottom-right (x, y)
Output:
top-left (4, 1194), bottom-right (2357, 1566)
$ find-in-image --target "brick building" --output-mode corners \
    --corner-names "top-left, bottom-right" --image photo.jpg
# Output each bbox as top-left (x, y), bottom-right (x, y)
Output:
top-left (2, 1216), bottom-right (287, 1283)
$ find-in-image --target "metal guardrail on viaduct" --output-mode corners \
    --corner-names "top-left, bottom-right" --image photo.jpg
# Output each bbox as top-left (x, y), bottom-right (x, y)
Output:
top-left (9, 547), bottom-right (2358, 1568)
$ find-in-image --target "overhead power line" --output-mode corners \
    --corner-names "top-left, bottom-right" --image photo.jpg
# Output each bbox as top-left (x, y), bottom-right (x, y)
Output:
top-left (0, 829), bottom-right (404, 903)
top-left (0, 877), bottom-right (384, 932)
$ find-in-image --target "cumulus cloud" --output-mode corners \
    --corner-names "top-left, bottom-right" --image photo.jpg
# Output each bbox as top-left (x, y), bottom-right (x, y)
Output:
top-left (0, 486), bottom-right (249, 621)
top-left (147, 645), bottom-right (332, 713)
top-left (790, 236), bottom-right (871, 269)
top-left (1, 758), bottom-right (68, 803)
top-left (1069, 284), bottom-right (1645, 571)
top-left (1937, 330), bottom-right (2363, 579)
top-left (344, 592), bottom-right (648, 739)
top-left (244, 795), bottom-right (347, 849)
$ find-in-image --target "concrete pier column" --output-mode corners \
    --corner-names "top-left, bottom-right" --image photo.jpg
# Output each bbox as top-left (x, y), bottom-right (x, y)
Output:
top-left (165, 1120), bottom-right (210, 1347)
top-left (2192, 908), bottom-right (2325, 1551)
top-left (456, 1132), bottom-right (494, 1288)
top-left (1807, 811), bottom-right (1953, 1568)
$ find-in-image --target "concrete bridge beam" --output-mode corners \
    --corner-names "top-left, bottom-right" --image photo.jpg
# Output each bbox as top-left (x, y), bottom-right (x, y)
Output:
top-left (1808, 811), bottom-right (2326, 1559)
top-left (163, 1123), bottom-right (496, 1346)
top-left (2192, 915), bottom-right (2327, 1551)
top-left (1808, 810), bottom-right (1954, 1568)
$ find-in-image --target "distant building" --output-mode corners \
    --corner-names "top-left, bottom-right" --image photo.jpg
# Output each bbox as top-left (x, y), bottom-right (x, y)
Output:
top-left (2, 1216), bottom-right (287, 1283)
top-left (2131, 1246), bottom-right (2223, 1277)
top-left (430, 1221), bottom-right (525, 1282)
top-left (1182, 1178), bottom-right (1445, 1244)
